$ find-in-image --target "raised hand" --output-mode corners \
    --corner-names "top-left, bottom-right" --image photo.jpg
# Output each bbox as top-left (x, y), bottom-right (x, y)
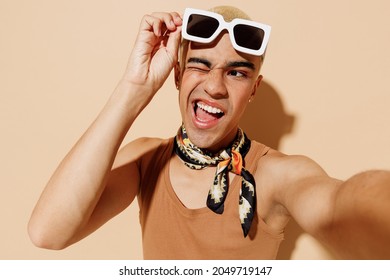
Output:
top-left (124, 12), bottom-right (182, 94)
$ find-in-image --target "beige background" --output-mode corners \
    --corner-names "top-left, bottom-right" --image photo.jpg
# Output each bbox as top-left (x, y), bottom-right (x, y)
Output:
top-left (1, 0), bottom-right (389, 259)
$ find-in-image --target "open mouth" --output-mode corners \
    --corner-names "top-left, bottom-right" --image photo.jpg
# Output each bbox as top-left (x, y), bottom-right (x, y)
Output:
top-left (194, 101), bottom-right (225, 122)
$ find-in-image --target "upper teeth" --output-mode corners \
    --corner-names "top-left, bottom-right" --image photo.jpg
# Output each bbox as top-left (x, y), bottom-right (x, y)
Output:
top-left (197, 102), bottom-right (223, 114)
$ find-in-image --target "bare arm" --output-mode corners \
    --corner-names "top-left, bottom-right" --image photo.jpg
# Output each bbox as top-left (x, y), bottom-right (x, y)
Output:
top-left (28, 12), bottom-right (182, 249)
top-left (325, 170), bottom-right (390, 259)
top-left (269, 154), bottom-right (390, 259)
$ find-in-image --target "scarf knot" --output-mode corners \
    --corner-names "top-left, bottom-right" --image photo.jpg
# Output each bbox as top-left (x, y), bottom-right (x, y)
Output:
top-left (230, 149), bottom-right (243, 175)
top-left (174, 125), bottom-right (257, 237)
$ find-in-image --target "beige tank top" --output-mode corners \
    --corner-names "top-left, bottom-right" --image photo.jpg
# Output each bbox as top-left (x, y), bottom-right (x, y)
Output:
top-left (137, 137), bottom-right (284, 259)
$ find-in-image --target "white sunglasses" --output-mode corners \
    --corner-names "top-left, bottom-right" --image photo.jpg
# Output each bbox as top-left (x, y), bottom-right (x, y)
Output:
top-left (182, 8), bottom-right (271, 56)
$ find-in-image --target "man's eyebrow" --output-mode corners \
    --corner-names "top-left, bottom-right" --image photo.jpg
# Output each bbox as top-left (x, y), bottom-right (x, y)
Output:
top-left (227, 61), bottom-right (256, 70)
top-left (187, 57), bottom-right (211, 68)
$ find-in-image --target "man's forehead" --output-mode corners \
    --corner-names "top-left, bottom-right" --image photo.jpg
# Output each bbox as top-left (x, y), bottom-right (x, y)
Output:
top-left (185, 35), bottom-right (261, 69)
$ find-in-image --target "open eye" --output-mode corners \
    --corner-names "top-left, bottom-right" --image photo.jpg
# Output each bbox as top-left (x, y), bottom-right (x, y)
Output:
top-left (228, 69), bottom-right (247, 78)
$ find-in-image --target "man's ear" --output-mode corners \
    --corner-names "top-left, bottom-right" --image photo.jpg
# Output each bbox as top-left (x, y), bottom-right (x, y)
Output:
top-left (174, 62), bottom-right (181, 90)
top-left (250, 75), bottom-right (263, 102)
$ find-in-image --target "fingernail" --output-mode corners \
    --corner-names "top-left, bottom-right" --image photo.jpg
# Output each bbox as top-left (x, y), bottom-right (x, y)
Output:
top-left (174, 17), bottom-right (182, 24)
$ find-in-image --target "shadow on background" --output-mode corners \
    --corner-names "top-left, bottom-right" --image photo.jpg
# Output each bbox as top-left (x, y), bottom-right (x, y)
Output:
top-left (239, 80), bottom-right (304, 260)
top-left (240, 80), bottom-right (294, 149)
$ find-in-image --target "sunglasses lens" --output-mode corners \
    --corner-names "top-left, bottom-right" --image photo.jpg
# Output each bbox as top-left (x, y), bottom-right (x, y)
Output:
top-left (233, 24), bottom-right (264, 51)
top-left (187, 14), bottom-right (219, 39)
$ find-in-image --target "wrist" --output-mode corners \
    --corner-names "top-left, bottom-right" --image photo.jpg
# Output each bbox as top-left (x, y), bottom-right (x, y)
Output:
top-left (108, 79), bottom-right (155, 121)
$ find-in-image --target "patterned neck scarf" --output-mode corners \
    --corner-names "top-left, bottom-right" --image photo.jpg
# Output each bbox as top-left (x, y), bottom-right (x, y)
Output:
top-left (174, 125), bottom-right (256, 237)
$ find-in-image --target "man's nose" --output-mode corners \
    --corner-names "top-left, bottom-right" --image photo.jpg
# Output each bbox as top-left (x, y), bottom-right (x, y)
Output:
top-left (203, 69), bottom-right (228, 99)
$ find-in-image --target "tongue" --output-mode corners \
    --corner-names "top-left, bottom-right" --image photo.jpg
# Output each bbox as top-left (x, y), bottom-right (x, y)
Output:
top-left (196, 107), bottom-right (218, 122)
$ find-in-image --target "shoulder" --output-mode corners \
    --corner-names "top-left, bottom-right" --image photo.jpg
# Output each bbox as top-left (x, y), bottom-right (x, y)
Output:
top-left (113, 137), bottom-right (170, 169)
top-left (249, 141), bottom-right (324, 177)
top-left (254, 148), bottom-right (341, 234)
top-left (121, 137), bottom-right (168, 152)
top-left (254, 147), bottom-right (329, 209)
top-left (256, 148), bottom-right (328, 183)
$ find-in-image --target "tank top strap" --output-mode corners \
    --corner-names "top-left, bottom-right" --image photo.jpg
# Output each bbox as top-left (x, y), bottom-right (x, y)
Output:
top-left (244, 140), bottom-right (270, 174)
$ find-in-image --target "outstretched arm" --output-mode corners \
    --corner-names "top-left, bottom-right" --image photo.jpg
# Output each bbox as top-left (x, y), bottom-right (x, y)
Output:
top-left (28, 12), bottom-right (182, 250)
top-left (324, 170), bottom-right (390, 259)
top-left (274, 155), bottom-right (390, 259)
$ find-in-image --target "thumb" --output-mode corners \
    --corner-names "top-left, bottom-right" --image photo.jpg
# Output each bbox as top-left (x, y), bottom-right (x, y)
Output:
top-left (165, 26), bottom-right (182, 63)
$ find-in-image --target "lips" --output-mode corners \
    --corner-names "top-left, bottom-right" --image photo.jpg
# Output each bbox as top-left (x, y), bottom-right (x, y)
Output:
top-left (193, 100), bottom-right (225, 126)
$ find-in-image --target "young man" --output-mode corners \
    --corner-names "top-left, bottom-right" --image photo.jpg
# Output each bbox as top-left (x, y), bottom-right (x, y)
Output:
top-left (28, 6), bottom-right (390, 259)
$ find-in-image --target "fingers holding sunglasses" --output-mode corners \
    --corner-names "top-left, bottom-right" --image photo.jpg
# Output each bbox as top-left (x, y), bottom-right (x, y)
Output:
top-left (145, 12), bottom-right (183, 58)
top-left (146, 13), bottom-right (182, 92)
top-left (139, 12), bottom-right (182, 39)
top-left (133, 12), bottom-right (182, 59)
top-left (146, 12), bottom-right (182, 36)
top-left (124, 12), bottom-right (182, 92)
